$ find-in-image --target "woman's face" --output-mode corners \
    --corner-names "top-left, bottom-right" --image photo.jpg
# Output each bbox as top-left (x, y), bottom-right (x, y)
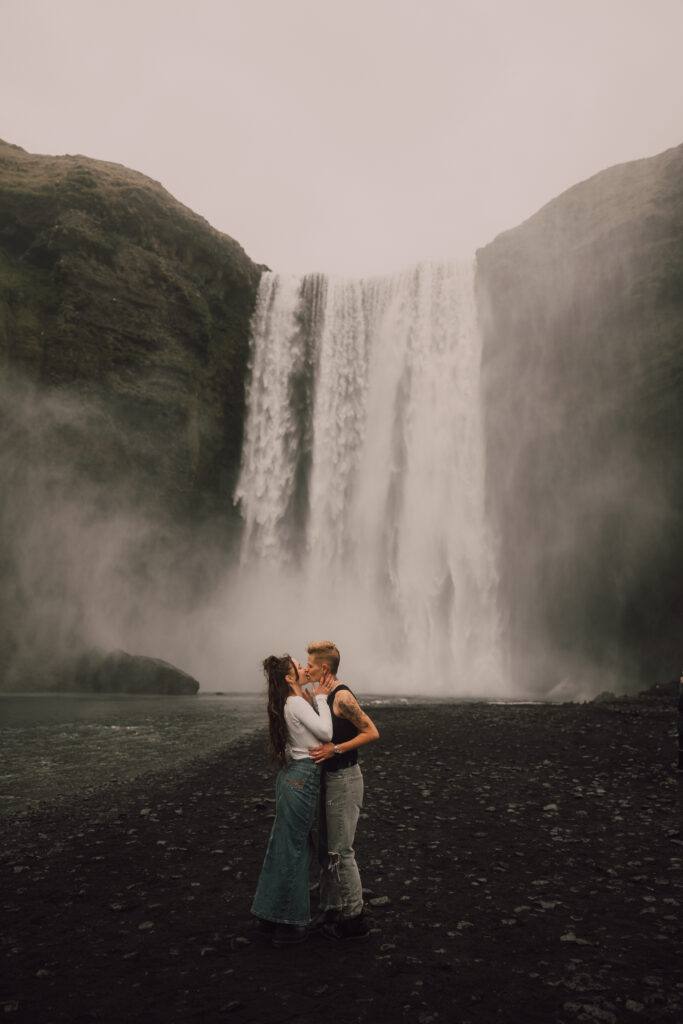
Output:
top-left (286, 658), bottom-right (304, 687)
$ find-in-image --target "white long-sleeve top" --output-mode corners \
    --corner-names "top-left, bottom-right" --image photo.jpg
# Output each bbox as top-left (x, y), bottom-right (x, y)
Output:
top-left (284, 694), bottom-right (333, 760)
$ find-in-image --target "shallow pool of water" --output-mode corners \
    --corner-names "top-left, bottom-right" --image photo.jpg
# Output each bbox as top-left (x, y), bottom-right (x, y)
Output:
top-left (0, 693), bottom-right (265, 815)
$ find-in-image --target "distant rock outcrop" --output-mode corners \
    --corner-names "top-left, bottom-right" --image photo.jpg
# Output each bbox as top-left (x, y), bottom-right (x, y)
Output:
top-left (63, 650), bottom-right (200, 695)
top-left (477, 142), bottom-right (683, 692)
top-left (0, 139), bottom-right (263, 515)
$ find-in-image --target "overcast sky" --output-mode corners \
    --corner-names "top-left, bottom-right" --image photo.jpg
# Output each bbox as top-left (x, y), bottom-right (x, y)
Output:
top-left (2, 0), bottom-right (683, 276)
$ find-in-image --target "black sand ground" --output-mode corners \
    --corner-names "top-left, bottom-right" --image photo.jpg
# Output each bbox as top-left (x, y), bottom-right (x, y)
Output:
top-left (2, 695), bottom-right (681, 1023)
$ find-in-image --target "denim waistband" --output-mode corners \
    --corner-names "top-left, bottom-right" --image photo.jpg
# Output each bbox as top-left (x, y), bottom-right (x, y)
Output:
top-left (285, 755), bottom-right (321, 770)
top-left (324, 756), bottom-right (359, 773)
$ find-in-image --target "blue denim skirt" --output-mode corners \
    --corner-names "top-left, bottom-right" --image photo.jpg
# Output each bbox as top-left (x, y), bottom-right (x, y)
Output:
top-left (251, 757), bottom-right (322, 926)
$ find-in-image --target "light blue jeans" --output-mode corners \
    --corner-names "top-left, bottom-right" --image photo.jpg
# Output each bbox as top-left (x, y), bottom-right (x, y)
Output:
top-left (318, 763), bottom-right (364, 919)
top-left (251, 757), bottom-right (321, 926)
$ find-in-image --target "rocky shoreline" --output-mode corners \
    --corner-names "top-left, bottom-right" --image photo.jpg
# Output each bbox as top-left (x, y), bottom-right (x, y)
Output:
top-left (2, 694), bottom-right (681, 1023)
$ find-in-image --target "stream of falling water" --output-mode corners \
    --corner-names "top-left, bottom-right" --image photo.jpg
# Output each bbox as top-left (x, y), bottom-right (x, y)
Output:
top-left (234, 260), bottom-right (505, 695)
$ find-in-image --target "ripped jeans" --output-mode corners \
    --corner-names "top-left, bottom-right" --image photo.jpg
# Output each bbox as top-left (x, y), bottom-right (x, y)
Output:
top-left (318, 763), bottom-right (364, 919)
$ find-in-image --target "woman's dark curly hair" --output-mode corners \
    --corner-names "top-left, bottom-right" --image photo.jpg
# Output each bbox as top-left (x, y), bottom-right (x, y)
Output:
top-left (263, 654), bottom-right (296, 767)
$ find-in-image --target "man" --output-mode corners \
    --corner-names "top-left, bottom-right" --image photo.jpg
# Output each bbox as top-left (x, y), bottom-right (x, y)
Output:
top-left (306, 640), bottom-right (379, 940)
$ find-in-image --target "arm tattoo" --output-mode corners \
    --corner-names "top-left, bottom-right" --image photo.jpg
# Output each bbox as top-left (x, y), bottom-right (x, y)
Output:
top-left (336, 691), bottom-right (370, 730)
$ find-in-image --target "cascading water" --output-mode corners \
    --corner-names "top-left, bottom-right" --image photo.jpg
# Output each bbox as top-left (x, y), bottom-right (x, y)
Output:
top-left (234, 260), bottom-right (505, 695)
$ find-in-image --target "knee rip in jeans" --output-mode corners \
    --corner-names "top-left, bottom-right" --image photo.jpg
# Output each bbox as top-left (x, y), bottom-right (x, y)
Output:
top-left (326, 851), bottom-right (341, 878)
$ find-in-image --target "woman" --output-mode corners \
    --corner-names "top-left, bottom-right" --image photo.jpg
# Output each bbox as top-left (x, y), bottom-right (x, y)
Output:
top-left (251, 653), bottom-right (334, 945)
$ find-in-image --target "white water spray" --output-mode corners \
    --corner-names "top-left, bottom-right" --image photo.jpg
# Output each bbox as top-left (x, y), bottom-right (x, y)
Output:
top-left (235, 260), bottom-right (505, 695)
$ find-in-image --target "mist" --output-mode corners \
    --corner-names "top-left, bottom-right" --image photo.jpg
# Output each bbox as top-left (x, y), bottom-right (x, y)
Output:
top-left (2, 181), bottom-right (681, 701)
top-left (477, 171), bottom-right (683, 699)
top-left (0, 374), bottom-right (232, 691)
top-left (0, 373), bottom-right (432, 695)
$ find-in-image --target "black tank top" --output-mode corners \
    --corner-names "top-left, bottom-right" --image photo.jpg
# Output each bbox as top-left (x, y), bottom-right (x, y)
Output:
top-left (325, 683), bottom-right (359, 772)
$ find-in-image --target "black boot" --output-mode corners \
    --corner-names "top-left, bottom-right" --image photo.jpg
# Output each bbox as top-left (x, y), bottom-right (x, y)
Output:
top-left (322, 910), bottom-right (370, 941)
top-left (309, 908), bottom-right (342, 931)
top-left (253, 917), bottom-right (277, 937)
top-left (272, 923), bottom-right (309, 946)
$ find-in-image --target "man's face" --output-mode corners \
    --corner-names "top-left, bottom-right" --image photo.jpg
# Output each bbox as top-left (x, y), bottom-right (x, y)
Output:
top-left (305, 656), bottom-right (324, 682)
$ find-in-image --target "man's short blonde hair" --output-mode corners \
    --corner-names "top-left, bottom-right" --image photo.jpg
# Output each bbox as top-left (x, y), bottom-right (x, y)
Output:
top-left (307, 640), bottom-right (340, 676)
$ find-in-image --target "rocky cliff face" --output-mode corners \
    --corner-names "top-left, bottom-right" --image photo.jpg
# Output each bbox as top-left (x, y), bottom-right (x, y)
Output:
top-left (477, 143), bottom-right (683, 693)
top-left (0, 141), bottom-right (263, 689)
top-left (3, 138), bottom-right (682, 696)
top-left (0, 139), bottom-right (263, 516)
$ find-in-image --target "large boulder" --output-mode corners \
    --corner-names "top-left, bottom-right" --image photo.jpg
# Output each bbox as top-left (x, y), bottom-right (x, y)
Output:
top-left (64, 649), bottom-right (200, 695)
top-left (477, 142), bottom-right (683, 693)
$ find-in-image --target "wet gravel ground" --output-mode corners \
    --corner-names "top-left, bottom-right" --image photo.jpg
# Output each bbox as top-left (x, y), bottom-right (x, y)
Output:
top-left (1, 693), bottom-right (681, 1023)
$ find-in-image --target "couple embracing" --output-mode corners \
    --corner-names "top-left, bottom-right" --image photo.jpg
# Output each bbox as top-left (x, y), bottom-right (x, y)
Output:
top-left (251, 641), bottom-right (380, 946)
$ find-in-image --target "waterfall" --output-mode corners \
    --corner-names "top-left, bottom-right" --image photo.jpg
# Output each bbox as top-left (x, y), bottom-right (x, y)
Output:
top-left (234, 260), bottom-right (505, 695)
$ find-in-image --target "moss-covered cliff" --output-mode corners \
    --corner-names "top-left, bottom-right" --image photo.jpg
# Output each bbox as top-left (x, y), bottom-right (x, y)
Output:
top-left (0, 141), bottom-right (265, 690)
top-left (477, 142), bottom-right (683, 693)
top-left (0, 139), bottom-right (263, 516)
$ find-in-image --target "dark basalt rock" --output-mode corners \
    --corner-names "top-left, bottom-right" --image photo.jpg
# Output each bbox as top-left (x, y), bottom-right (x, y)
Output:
top-left (477, 142), bottom-right (683, 693)
top-left (62, 649), bottom-right (200, 695)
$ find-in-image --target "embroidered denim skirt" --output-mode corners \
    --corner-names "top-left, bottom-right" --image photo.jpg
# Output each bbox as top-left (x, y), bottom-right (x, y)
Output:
top-left (251, 756), bottom-right (322, 926)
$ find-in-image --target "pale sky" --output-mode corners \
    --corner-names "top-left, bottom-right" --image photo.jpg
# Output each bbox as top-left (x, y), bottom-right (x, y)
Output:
top-left (2, 0), bottom-right (683, 276)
